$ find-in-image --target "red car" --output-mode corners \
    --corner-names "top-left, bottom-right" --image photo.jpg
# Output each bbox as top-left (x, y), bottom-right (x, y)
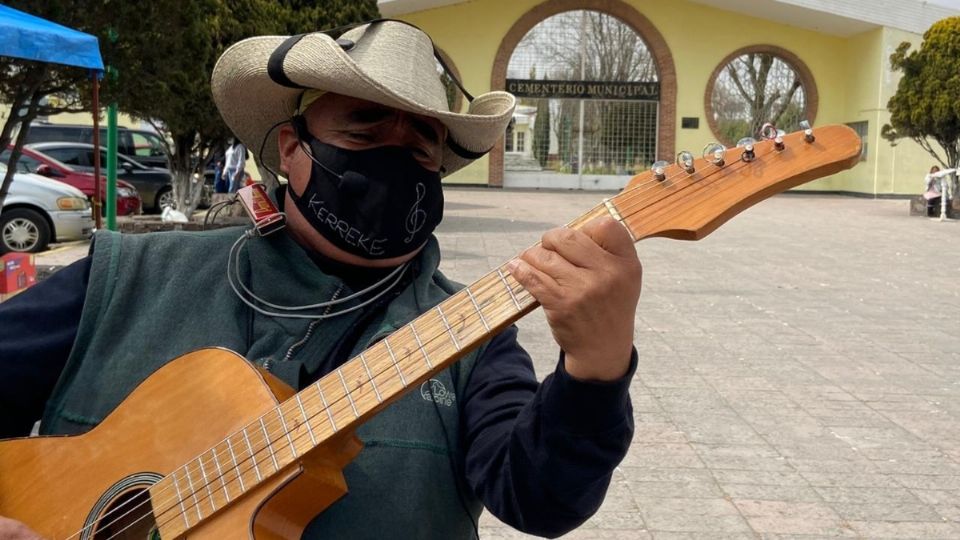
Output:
top-left (2, 146), bottom-right (142, 216)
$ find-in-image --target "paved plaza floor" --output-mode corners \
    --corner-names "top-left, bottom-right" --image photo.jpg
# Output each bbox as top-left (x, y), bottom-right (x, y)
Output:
top-left (432, 188), bottom-right (960, 539)
top-left (32, 188), bottom-right (960, 539)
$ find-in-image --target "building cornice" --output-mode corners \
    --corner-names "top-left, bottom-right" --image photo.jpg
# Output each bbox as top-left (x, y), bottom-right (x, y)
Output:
top-left (379, 0), bottom-right (959, 36)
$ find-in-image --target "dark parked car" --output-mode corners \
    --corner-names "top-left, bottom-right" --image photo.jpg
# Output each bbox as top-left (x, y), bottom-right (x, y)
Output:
top-left (22, 122), bottom-right (170, 168)
top-left (27, 142), bottom-right (173, 212)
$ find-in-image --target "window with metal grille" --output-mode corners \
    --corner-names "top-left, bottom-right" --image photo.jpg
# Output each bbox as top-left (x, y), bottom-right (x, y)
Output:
top-left (709, 52), bottom-right (808, 146)
top-left (504, 10), bottom-right (659, 180)
top-left (845, 121), bottom-right (868, 161)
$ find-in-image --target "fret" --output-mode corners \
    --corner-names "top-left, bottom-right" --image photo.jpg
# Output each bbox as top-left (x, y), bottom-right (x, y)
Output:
top-left (338, 368), bottom-right (360, 418)
top-left (211, 448), bottom-right (231, 502)
top-left (276, 408), bottom-right (298, 459)
top-left (603, 198), bottom-right (637, 241)
top-left (197, 455), bottom-right (216, 511)
top-left (466, 287), bottom-right (491, 332)
top-left (182, 464), bottom-right (203, 521)
top-left (436, 305), bottom-right (461, 351)
top-left (171, 470), bottom-right (191, 528)
top-left (383, 338), bottom-right (407, 386)
top-left (226, 437), bottom-right (245, 491)
top-left (359, 352), bottom-right (383, 403)
top-left (410, 323), bottom-right (433, 368)
top-left (497, 268), bottom-right (523, 311)
top-left (242, 429), bottom-right (263, 482)
top-left (259, 418), bottom-right (280, 472)
top-left (295, 394), bottom-right (318, 446)
top-left (316, 382), bottom-right (338, 432)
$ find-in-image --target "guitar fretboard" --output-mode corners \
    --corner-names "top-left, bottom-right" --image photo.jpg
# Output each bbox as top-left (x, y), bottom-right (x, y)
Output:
top-left (146, 205), bottom-right (612, 537)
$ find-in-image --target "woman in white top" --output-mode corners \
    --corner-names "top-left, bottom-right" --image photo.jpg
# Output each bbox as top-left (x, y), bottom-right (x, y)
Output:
top-left (222, 139), bottom-right (247, 193)
top-left (923, 165), bottom-right (955, 217)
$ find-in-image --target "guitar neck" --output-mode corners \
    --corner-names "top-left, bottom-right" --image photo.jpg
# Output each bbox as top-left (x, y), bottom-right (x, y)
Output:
top-left (149, 124), bottom-right (862, 530)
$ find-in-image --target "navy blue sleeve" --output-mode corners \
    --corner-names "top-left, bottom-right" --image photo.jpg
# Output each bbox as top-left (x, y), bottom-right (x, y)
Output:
top-left (461, 325), bottom-right (636, 538)
top-left (0, 256), bottom-right (91, 438)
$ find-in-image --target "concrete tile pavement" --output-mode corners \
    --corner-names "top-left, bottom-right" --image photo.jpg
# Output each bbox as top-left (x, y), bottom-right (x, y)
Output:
top-left (432, 188), bottom-right (960, 539)
top-left (26, 187), bottom-right (960, 538)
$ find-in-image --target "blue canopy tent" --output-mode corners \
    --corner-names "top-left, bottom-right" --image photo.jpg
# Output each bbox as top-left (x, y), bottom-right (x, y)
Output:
top-left (0, 4), bottom-right (106, 227)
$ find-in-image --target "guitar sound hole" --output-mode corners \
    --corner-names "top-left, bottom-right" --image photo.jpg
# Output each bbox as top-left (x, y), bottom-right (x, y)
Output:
top-left (91, 488), bottom-right (158, 540)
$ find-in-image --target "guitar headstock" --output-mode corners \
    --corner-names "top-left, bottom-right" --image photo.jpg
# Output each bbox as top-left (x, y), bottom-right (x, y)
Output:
top-left (613, 124), bottom-right (862, 242)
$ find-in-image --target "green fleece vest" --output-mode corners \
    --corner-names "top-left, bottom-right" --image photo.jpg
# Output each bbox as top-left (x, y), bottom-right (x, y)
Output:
top-left (41, 227), bottom-right (484, 539)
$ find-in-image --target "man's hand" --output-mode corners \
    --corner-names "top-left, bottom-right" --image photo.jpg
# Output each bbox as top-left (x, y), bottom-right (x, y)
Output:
top-left (0, 516), bottom-right (44, 539)
top-left (507, 217), bottom-right (641, 382)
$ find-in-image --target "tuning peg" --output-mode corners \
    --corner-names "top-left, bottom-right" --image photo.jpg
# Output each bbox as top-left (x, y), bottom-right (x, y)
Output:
top-left (800, 120), bottom-right (815, 143)
top-left (760, 123), bottom-right (786, 151)
top-left (676, 151), bottom-right (695, 174)
top-left (652, 160), bottom-right (669, 181)
top-left (702, 142), bottom-right (726, 167)
top-left (760, 123), bottom-right (777, 139)
top-left (737, 137), bottom-right (756, 162)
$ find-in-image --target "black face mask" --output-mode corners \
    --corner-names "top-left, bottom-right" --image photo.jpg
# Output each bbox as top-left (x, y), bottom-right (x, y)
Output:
top-left (288, 117), bottom-right (444, 260)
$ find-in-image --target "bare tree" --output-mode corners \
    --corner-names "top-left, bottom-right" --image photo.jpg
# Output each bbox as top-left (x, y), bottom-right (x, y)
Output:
top-left (0, 60), bottom-right (88, 214)
top-left (509, 10), bottom-right (656, 82)
top-left (710, 53), bottom-right (806, 144)
top-left (507, 10), bottom-right (659, 173)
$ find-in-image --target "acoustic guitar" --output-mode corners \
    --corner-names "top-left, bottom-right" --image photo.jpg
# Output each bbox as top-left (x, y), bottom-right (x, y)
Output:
top-left (0, 125), bottom-right (861, 539)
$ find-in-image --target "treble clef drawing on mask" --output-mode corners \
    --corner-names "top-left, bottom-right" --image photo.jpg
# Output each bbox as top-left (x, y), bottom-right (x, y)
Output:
top-left (405, 182), bottom-right (428, 243)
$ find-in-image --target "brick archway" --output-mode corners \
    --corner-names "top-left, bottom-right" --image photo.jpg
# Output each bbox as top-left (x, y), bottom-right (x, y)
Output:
top-left (489, 0), bottom-right (677, 186)
top-left (704, 44), bottom-right (819, 147)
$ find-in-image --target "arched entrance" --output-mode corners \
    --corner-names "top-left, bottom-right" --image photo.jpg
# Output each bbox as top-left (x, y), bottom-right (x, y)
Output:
top-left (490, 0), bottom-right (676, 189)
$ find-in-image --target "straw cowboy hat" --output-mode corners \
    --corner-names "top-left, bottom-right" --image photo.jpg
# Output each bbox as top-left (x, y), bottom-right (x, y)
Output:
top-left (211, 20), bottom-right (515, 178)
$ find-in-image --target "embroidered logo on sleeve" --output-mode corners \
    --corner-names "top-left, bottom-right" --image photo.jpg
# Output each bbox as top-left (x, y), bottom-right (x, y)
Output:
top-left (420, 379), bottom-right (456, 407)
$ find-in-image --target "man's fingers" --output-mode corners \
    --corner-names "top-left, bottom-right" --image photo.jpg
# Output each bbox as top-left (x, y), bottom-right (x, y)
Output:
top-left (540, 227), bottom-right (607, 269)
top-left (579, 217), bottom-right (637, 258)
top-left (506, 258), bottom-right (561, 305)
top-left (519, 244), bottom-right (579, 282)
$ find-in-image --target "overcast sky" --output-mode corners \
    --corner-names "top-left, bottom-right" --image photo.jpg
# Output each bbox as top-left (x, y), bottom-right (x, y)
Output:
top-left (929, 0), bottom-right (960, 10)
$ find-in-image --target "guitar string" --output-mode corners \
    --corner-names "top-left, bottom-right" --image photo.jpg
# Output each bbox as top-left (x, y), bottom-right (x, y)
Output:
top-left (98, 143), bottom-right (789, 540)
top-left (94, 272), bottom-right (541, 540)
top-left (87, 145), bottom-right (766, 540)
top-left (87, 148), bottom-right (757, 540)
top-left (94, 287), bottom-right (537, 540)
top-left (85, 140), bottom-right (791, 540)
top-left (102, 150), bottom-right (757, 540)
top-left (137, 150), bottom-right (726, 525)
top-left (80, 143), bottom-right (709, 540)
top-left (83, 265), bottom-right (539, 540)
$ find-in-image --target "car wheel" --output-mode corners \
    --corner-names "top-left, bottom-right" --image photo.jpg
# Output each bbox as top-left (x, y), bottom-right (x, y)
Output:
top-left (155, 187), bottom-right (174, 212)
top-left (0, 208), bottom-right (51, 253)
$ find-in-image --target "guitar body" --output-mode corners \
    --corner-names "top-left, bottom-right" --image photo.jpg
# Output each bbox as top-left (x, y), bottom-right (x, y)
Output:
top-left (0, 349), bottom-right (361, 539)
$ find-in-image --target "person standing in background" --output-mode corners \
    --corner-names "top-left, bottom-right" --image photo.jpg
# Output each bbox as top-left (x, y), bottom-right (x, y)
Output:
top-left (222, 138), bottom-right (240, 193)
top-left (229, 140), bottom-right (247, 193)
top-left (923, 165), bottom-right (955, 217)
top-left (212, 146), bottom-right (227, 193)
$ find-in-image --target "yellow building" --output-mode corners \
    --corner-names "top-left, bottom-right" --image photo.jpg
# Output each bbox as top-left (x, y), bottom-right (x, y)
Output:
top-left (382, 0), bottom-right (958, 195)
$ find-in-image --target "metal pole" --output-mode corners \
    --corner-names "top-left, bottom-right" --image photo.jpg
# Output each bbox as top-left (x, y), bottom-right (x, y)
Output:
top-left (577, 11), bottom-right (586, 188)
top-left (940, 176), bottom-right (949, 221)
top-left (91, 75), bottom-right (102, 230)
top-left (107, 103), bottom-right (118, 231)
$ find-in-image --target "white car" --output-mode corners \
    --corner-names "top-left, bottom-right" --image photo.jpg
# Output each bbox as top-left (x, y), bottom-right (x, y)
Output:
top-left (0, 162), bottom-right (94, 253)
